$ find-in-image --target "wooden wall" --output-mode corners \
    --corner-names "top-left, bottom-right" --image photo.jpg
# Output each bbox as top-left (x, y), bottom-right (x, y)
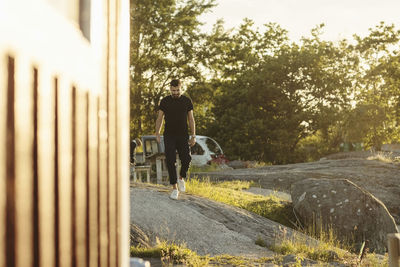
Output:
top-left (0, 0), bottom-right (130, 266)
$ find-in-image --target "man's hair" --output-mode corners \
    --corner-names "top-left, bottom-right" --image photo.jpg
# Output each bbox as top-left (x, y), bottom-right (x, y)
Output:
top-left (170, 79), bottom-right (181, 87)
top-left (134, 137), bottom-right (142, 146)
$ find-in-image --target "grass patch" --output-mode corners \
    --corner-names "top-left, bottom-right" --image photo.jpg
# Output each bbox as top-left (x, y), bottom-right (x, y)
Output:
top-left (189, 162), bottom-right (223, 173)
top-left (270, 233), bottom-right (389, 266)
top-left (130, 241), bottom-right (277, 267)
top-left (364, 253), bottom-right (389, 267)
top-left (271, 237), bottom-right (344, 262)
top-left (130, 240), bottom-right (209, 266)
top-left (209, 255), bottom-right (275, 267)
top-left (186, 177), bottom-right (296, 227)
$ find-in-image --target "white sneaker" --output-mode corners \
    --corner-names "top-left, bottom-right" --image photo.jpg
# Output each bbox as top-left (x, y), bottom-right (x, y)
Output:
top-left (177, 178), bottom-right (186, 192)
top-left (170, 189), bottom-right (179, 200)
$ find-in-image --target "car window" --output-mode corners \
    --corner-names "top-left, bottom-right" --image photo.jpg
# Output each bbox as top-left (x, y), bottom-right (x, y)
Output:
top-left (205, 138), bottom-right (222, 155)
top-left (191, 143), bottom-right (205, 155)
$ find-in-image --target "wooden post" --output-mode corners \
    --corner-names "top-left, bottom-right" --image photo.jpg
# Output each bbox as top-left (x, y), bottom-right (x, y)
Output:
top-left (133, 168), bottom-right (137, 182)
top-left (388, 233), bottom-right (400, 267)
top-left (156, 158), bottom-right (162, 184)
top-left (146, 169), bottom-right (150, 183)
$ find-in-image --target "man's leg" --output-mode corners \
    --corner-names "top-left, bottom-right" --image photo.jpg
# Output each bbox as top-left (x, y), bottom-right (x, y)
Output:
top-left (176, 136), bottom-right (191, 179)
top-left (163, 135), bottom-right (178, 186)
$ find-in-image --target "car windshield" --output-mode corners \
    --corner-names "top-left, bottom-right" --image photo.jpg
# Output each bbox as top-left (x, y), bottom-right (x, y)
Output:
top-left (205, 138), bottom-right (222, 155)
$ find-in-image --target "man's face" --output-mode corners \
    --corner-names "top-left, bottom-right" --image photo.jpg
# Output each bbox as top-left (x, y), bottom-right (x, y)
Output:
top-left (170, 85), bottom-right (181, 98)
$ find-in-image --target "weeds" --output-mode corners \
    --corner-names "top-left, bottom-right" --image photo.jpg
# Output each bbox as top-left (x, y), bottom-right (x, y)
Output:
top-left (255, 236), bottom-right (267, 248)
top-left (367, 151), bottom-right (400, 163)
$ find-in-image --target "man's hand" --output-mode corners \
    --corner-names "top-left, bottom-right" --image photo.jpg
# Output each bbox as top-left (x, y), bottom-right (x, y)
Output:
top-left (155, 110), bottom-right (164, 144)
top-left (189, 136), bottom-right (196, 147)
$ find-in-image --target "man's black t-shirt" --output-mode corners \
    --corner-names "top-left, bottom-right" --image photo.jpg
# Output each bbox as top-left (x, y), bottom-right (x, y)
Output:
top-left (159, 95), bottom-right (193, 136)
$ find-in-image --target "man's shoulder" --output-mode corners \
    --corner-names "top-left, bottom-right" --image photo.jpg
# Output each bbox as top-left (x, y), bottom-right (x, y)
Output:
top-left (159, 95), bottom-right (172, 107)
top-left (161, 95), bottom-right (172, 102)
top-left (181, 95), bottom-right (192, 102)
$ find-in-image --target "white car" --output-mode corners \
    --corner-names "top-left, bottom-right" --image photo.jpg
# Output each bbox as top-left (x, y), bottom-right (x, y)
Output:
top-left (135, 135), bottom-right (225, 166)
top-left (190, 135), bottom-right (225, 166)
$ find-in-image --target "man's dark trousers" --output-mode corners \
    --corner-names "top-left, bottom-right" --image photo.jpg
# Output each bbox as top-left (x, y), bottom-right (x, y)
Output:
top-left (163, 135), bottom-right (191, 185)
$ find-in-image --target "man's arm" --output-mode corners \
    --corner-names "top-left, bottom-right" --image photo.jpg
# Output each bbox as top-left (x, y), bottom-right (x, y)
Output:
top-left (155, 110), bottom-right (164, 143)
top-left (188, 110), bottom-right (196, 147)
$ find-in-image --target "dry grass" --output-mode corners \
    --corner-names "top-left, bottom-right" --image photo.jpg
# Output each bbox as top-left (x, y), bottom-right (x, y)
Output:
top-left (130, 239), bottom-right (210, 266)
top-left (367, 151), bottom-right (400, 163)
top-left (186, 177), bottom-right (296, 227)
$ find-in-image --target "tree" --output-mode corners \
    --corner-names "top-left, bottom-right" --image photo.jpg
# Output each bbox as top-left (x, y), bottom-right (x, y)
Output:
top-left (205, 23), bottom-right (354, 163)
top-left (350, 22), bottom-right (400, 149)
top-left (130, 0), bottom-right (215, 137)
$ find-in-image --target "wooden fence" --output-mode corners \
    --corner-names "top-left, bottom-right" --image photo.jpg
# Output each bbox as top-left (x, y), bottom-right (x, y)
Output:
top-left (0, 0), bottom-right (130, 266)
top-left (389, 233), bottom-right (400, 267)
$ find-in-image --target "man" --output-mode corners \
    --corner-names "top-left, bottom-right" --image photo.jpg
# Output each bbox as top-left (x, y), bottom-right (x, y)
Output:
top-left (130, 137), bottom-right (142, 165)
top-left (155, 79), bottom-right (196, 200)
top-left (130, 137), bottom-right (142, 180)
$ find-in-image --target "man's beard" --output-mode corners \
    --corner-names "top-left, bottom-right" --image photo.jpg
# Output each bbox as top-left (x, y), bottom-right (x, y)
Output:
top-left (172, 94), bottom-right (180, 98)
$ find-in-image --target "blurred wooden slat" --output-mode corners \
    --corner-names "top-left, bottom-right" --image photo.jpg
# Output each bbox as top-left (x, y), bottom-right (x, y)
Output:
top-left (108, 0), bottom-right (118, 264)
top-left (74, 88), bottom-right (88, 267)
top-left (14, 56), bottom-right (34, 267)
top-left (0, 0), bottom-right (130, 266)
top-left (0, 54), bottom-right (6, 267)
top-left (98, 105), bottom-right (109, 267)
top-left (6, 55), bottom-right (17, 267)
top-left (116, 0), bottom-right (131, 264)
top-left (58, 79), bottom-right (73, 267)
top-left (32, 67), bottom-right (39, 267)
top-left (38, 66), bottom-right (56, 267)
top-left (88, 94), bottom-right (99, 267)
top-left (98, 0), bottom-right (111, 265)
top-left (54, 77), bottom-right (60, 267)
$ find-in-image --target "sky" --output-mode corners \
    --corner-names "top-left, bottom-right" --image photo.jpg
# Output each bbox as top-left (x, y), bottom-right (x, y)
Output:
top-left (199, 0), bottom-right (400, 42)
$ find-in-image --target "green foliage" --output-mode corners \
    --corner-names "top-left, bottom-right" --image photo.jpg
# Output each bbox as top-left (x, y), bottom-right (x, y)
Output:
top-left (348, 22), bottom-right (400, 149)
top-left (295, 129), bottom-right (342, 162)
top-left (130, 0), bottom-right (400, 162)
top-left (204, 23), bottom-right (354, 163)
top-left (364, 253), bottom-right (389, 267)
top-left (130, 0), bottom-right (215, 137)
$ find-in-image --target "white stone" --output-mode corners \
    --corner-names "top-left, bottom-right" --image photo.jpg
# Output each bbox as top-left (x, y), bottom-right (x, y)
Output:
top-left (298, 192), bottom-right (306, 202)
